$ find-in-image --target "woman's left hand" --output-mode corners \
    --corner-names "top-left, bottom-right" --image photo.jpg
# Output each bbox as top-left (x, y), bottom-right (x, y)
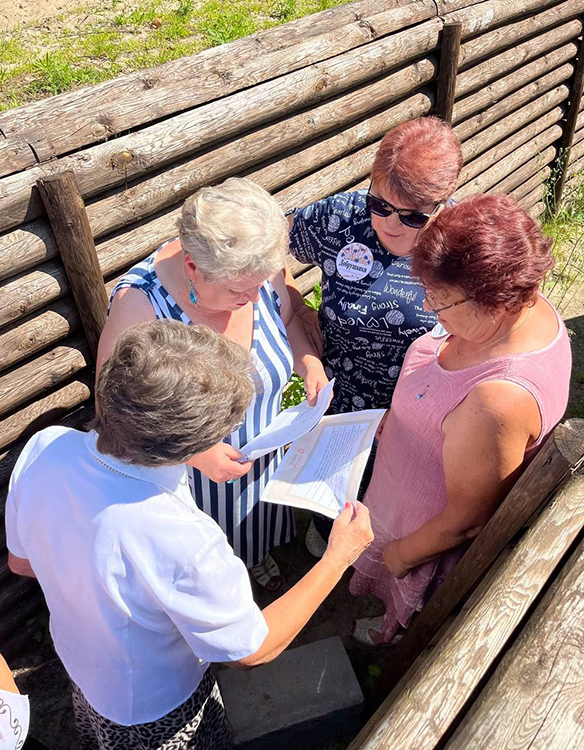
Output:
top-left (383, 540), bottom-right (411, 579)
top-left (303, 362), bottom-right (329, 406)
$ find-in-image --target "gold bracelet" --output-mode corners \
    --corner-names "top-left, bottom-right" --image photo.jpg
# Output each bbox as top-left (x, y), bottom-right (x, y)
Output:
top-left (304, 362), bottom-right (321, 374)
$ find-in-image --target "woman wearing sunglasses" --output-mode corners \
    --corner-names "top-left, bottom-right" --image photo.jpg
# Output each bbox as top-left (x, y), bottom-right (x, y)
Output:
top-left (285, 117), bottom-right (463, 555)
top-left (97, 178), bottom-right (328, 592)
top-left (349, 194), bottom-right (571, 644)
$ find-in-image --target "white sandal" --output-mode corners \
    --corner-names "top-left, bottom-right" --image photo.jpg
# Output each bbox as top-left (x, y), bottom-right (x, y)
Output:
top-left (305, 519), bottom-right (327, 558)
top-left (250, 552), bottom-right (282, 592)
top-left (352, 617), bottom-right (404, 647)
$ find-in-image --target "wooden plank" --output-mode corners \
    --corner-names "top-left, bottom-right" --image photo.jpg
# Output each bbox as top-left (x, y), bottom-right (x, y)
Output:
top-left (445, 532), bottom-right (584, 750)
top-left (457, 0), bottom-right (584, 71)
top-left (37, 171), bottom-right (108, 359)
top-left (445, 0), bottom-right (563, 38)
top-left (0, 137), bottom-right (36, 178)
top-left (456, 123), bottom-right (562, 198)
top-left (456, 20), bottom-right (582, 98)
top-left (0, 337), bottom-right (90, 420)
top-left (554, 33), bottom-right (584, 209)
top-left (436, 22), bottom-right (462, 123)
top-left (486, 147), bottom-right (557, 195)
top-left (460, 86), bottom-right (569, 163)
top-left (0, 18), bottom-right (443, 235)
top-left (295, 267), bottom-right (323, 296)
top-left (350, 464), bottom-right (584, 750)
top-left (0, 0), bottom-right (434, 160)
top-left (453, 42), bottom-right (577, 125)
top-left (0, 219), bottom-right (57, 283)
top-left (0, 261), bottom-right (68, 329)
top-left (517, 183), bottom-right (547, 211)
top-left (508, 167), bottom-right (551, 202)
top-left (371, 419), bottom-right (584, 704)
top-left (454, 62), bottom-right (574, 142)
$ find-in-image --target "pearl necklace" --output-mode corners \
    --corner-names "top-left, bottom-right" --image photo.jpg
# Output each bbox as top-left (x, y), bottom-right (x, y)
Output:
top-left (455, 308), bottom-right (531, 359)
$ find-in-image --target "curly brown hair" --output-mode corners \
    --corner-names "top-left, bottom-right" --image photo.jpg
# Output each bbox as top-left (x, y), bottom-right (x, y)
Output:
top-left (92, 320), bottom-right (253, 466)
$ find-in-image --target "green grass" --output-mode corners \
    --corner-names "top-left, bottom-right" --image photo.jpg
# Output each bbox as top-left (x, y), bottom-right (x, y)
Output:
top-left (0, 0), bottom-right (348, 111)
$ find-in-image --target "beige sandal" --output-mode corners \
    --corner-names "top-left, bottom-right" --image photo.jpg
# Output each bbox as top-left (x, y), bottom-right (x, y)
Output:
top-left (250, 552), bottom-right (282, 592)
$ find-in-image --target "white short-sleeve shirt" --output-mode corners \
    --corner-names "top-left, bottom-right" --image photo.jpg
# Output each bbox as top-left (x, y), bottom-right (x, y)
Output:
top-left (5, 427), bottom-right (268, 726)
top-left (0, 689), bottom-right (29, 750)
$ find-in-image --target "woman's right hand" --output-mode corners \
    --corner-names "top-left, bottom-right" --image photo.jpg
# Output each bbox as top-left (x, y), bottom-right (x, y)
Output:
top-left (187, 442), bottom-right (254, 483)
top-left (323, 502), bottom-right (374, 569)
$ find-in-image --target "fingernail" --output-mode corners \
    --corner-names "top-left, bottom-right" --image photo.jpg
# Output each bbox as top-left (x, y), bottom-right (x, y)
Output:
top-left (345, 502), bottom-right (351, 509)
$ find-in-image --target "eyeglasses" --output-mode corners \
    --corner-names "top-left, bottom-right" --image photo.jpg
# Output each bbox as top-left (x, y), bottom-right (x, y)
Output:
top-left (366, 184), bottom-right (439, 229)
top-left (424, 292), bottom-right (468, 314)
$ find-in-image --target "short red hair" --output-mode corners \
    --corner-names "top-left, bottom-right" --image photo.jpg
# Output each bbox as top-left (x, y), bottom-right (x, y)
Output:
top-left (371, 116), bottom-right (462, 206)
top-left (412, 194), bottom-right (554, 314)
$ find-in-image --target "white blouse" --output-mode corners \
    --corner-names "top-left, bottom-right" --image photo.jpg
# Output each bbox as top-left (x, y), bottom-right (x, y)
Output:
top-left (0, 689), bottom-right (29, 750)
top-left (6, 427), bottom-right (268, 726)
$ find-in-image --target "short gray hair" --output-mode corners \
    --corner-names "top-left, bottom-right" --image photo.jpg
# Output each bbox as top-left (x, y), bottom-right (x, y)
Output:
top-left (92, 320), bottom-right (253, 466)
top-left (177, 177), bottom-right (287, 283)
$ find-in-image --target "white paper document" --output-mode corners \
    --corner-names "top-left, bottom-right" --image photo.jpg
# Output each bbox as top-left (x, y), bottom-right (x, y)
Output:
top-left (260, 409), bottom-right (385, 519)
top-left (238, 379), bottom-right (335, 461)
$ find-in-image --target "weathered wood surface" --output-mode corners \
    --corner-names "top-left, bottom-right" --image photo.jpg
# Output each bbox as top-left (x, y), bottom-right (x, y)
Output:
top-left (295, 267), bottom-right (323, 297)
top-left (0, 137), bottom-right (37, 179)
top-left (456, 20), bottom-right (582, 98)
top-left (0, 18), bottom-right (443, 235)
top-left (487, 147), bottom-right (557, 195)
top-left (457, 0), bottom-right (584, 71)
top-left (350, 458), bottom-right (584, 750)
top-left (455, 63), bottom-right (574, 142)
top-left (456, 123), bottom-right (562, 198)
top-left (517, 183), bottom-right (546, 211)
top-left (86, 85), bottom-right (434, 242)
top-left (460, 86), bottom-right (569, 163)
top-left (0, 220), bottom-right (57, 283)
top-left (528, 201), bottom-right (545, 219)
top-left (446, 529), bottom-right (584, 750)
top-left (0, 377), bottom-right (91, 451)
top-left (436, 22), bottom-right (462, 123)
top-left (554, 32), bottom-right (584, 208)
top-left (0, 337), bottom-right (90, 419)
top-left (510, 168), bottom-right (551, 202)
top-left (453, 42), bottom-right (577, 125)
top-left (371, 420), bottom-right (584, 703)
top-left (0, 261), bottom-right (68, 329)
top-left (0, 0), bottom-right (433, 161)
top-left (37, 172), bottom-right (108, 359)
top-left (446, 0), bottom-right (566, 37)
top-left (460, 106), bottom-right (564, 184)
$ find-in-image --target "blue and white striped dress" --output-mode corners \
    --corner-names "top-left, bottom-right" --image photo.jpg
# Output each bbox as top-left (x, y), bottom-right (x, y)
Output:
top-left (109, 246), bottom-right (296, 567)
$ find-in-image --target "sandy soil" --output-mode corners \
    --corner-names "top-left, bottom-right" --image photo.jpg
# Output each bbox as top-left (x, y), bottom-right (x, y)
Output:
top-left (0, 0), bottom-right (103, 31)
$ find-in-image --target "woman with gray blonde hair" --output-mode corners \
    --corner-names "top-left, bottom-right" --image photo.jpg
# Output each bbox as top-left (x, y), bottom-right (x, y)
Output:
top-left (7, 319), bottom-right (373, 750)
top-left (97, 178), bottom-right (328, 591)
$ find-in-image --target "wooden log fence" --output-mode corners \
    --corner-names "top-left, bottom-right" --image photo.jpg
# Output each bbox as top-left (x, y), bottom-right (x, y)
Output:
top-left (3, 0), bottom-right (584, 665)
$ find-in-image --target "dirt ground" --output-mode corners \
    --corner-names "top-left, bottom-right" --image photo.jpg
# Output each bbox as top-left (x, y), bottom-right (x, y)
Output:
top-left (0, 0), bottom-right (100, 31)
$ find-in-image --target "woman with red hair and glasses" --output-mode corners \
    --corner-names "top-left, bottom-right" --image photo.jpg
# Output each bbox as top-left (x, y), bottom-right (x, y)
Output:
top-left (349, 193), bottom-right (571, 645)
top-left (285, 116), bottom-right (463, 555)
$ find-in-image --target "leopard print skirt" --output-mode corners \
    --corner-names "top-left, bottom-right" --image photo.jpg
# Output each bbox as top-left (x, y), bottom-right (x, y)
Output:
top-left (71, 669), bottom-right (232, 750)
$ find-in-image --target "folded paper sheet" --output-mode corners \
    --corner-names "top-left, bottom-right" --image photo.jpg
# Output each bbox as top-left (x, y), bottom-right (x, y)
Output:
top-left (260, 409), bottom-right (385, 518)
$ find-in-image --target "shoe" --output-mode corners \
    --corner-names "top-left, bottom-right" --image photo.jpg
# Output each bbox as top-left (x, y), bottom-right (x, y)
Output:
top-left (305, 519), bottom-right (327, 558)
top-left (352, 617), bottom-right (404, 646)
top-left (250, 552), bottom-right (282, 592)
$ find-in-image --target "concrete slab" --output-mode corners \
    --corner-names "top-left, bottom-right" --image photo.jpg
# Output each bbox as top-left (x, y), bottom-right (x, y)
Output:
top-left (217, 636), bottom-right (364, 750)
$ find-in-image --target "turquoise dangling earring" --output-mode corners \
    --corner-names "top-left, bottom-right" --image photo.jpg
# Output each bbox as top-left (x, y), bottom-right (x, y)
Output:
top-left (189, 279), bottom-right (198, 305)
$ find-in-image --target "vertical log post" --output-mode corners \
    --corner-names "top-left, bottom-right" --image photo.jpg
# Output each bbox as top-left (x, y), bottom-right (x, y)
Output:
top-left (553, 30), bottom-right (584, 212)
top-left (36, 171), bottom-right (108, 360)
top-left (435, 22), bottom-right (462, 124)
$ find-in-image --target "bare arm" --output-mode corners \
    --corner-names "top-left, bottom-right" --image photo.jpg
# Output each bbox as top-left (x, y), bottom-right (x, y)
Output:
top-left (232, 503), bottom-right (373, 668)
top-left (8, 552), bottom-right (36, 579)
top-left (283, 262), bottom-right (322, 355)
top-left (0, 655), bottom-right (18, 694)
top-left (384, 381), bottom-right (541, 578)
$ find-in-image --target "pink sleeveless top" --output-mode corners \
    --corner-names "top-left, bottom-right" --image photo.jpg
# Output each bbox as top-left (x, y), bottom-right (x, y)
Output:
top-left (351, 296), bottom-right (571, 637)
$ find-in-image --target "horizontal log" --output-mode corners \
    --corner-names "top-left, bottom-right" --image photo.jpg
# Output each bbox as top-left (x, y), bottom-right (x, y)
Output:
top-left (457, 124), bottom-right (562, 198)
top-left (0, 137), bottom-right (37, 179)
top-left (0, 0), bottom-right (433, 160)
top-left (527, 201), bottom-right (545, 220)
top-left (460, 106), bottom-right (565, 185)
top-left (509, 169), bottom-right (551, 202)
top-left (87, 83), bottom-right (434, 241)
top-left (460, 86), bottom-right (568, 163)
top-left (0, 376), bottom-right (92, 451)
top-left (352, 471), bottom-right (584, 750)
top-left (445, 534), bottom-right (584, 749)
top-left (456, 19), bottom-right (582, 98)
top-left (457, 0), bottom-right (584, 70)
top-left (0, 219), bottom-right (57, 283)
top-left (517, 182), bottom-right (547, 209)
top-left (567, 130), bottom-right (584, 162)
top-left (0, 402), bottom-right (94, 490)
top-left (0, 18), bottom-right (443, 235)
top-left (0, 337), bottom-right (90, 419)
top-left (453, 43), bottom-right (577, 125)
top-left (295, 266), bottom-right (323, 296)
top-left (455, 62), bottom-right (574, 142)
top-left (446, 0), bottom-right (564, 36)
top-left (0, 261), bottom-right (68, 330)
top-left (486, 146), bottom-right (557, 195)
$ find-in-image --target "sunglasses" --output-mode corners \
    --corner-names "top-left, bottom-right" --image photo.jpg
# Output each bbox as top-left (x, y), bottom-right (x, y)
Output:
top-left (366, 184), bottom-right (438, 229)
top-left (424, 292), bottom-right (467, 314)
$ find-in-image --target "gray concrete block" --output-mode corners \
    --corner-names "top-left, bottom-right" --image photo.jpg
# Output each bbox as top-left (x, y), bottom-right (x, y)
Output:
top-left (217, 636), bottom-right (364, 750)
